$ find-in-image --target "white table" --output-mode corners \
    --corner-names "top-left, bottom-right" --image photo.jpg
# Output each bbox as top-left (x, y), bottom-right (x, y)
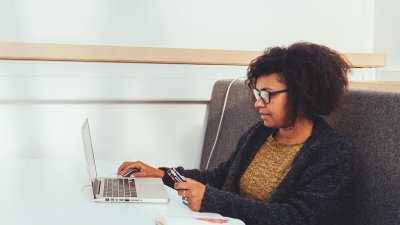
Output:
top-left (0, 159), bottom-right (205, 225)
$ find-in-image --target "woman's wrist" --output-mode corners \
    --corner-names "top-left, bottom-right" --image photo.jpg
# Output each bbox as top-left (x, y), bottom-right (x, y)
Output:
top-left (157, 169), bottom-right (165, 178)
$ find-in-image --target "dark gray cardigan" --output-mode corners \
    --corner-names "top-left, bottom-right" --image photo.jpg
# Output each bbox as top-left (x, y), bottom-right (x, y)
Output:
top-left (161, 116), bottom-right (353, 225)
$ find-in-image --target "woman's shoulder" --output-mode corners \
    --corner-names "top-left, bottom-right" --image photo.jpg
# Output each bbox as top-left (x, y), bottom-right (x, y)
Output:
top-left (313, 116), bottom-right (350, 142)
top-left (308, 116), bottom-right (353, 161)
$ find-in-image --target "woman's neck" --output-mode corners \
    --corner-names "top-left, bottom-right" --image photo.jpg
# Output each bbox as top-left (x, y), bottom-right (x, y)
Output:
top-left (274, 117), bottom-right (314, 145)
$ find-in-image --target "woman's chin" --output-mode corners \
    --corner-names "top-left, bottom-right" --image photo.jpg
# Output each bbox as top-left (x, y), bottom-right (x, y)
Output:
top-left (263, 120), bottom-right (273, 128)
top-left (263, 118), bottom-right (281, 129)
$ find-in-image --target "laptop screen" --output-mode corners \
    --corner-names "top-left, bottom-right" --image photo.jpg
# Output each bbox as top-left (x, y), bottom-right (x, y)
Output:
top-left (81, 119), bottom-right (98, 195)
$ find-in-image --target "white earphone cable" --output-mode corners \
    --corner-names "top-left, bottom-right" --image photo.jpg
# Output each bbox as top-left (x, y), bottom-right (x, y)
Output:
top-left (81, 184), bottom-right (92, 201)
top-left (81, 171), bottom-right (117, 201)
top-left (205, 77), bottom-right (244, 169)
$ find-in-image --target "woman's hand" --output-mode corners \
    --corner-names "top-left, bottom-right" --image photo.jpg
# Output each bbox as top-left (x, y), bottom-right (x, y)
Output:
top-left (175, 178), bottom-right (206, 212)
top-left (117, 161), bottom-right (165, 178)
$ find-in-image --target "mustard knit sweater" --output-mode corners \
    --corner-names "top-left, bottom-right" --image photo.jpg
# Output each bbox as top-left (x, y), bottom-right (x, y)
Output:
top-left (239, 134), bottom-right (303, 201)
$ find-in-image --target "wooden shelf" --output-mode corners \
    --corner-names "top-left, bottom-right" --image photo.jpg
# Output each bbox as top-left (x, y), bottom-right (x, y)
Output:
top-left (0, 42), bottom-right (385, 68)
top-left (350, 81), bottom-right (400, 92)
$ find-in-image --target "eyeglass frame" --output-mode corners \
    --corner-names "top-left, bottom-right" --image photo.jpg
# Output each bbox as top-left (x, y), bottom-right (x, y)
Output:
top-left (252, 88), bottom-right (288, 104)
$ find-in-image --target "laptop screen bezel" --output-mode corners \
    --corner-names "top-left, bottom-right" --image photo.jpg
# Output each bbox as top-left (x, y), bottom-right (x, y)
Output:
top-left (81, 118), bottom-right (99, 199)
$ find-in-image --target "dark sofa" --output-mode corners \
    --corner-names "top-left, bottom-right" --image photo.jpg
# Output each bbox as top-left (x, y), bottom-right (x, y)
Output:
top-left (200, 79), bottom-right (400, 225)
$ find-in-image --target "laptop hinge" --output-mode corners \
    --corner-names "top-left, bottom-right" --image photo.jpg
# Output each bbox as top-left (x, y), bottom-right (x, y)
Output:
top-left (92, 179), bottom-right (101, 197)
top-left (97, 180), bottom-right (102, 195)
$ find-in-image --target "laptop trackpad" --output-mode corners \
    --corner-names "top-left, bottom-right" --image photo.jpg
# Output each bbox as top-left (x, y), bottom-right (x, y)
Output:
top-left (135, 178), bottom-right (168, 199)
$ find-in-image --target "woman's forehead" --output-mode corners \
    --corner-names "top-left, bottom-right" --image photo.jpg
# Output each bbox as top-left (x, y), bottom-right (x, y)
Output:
top-left (256, 73), bottom-right (287, 90)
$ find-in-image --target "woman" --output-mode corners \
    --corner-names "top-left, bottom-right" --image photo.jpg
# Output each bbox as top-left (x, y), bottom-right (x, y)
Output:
top-left (118, 42), bottom-right (353, 225)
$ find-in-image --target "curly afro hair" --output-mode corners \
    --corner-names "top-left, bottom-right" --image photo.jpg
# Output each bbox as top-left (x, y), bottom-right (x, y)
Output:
top-left (246, 42), bottom-right (351, 119)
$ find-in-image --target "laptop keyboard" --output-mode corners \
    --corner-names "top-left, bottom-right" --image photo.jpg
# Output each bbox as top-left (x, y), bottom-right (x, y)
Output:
top-left (104, 178), bottom-right (137, 198)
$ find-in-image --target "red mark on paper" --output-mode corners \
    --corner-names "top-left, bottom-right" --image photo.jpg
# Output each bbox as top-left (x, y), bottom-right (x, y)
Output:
top-left (195, 218), bottom-right (230, 224)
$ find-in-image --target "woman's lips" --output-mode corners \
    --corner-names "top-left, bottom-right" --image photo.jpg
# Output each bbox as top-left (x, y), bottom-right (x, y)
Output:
top-left (260, 113), bottom-right (271, 120)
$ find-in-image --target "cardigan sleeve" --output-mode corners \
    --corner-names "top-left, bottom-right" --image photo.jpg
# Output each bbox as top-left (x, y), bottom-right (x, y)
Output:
top-left (199, 146), bottom-right (353, 225)
top-left (159, 123), bottom-right (257, 189)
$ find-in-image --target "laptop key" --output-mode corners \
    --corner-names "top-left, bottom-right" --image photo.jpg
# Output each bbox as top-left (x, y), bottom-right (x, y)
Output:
top-left (103, 178), bottom-right (138, 198)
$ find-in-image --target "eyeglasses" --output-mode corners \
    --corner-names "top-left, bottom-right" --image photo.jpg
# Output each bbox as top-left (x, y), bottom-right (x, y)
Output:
top-left (252, 89), bottom-right (288, 104)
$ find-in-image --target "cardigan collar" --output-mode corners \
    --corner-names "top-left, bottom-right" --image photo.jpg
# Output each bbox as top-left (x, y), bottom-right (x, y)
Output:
top-left (231, 116), bottom-right (333, 197)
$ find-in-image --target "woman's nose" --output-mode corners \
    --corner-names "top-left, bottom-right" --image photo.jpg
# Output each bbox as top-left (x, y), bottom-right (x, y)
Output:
top-left (254, 97), bottom-right (266, 108)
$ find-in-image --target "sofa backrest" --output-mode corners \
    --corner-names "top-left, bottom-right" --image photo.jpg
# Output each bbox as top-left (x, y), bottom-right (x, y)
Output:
top-left (200, 79), bottom-right (400, 225)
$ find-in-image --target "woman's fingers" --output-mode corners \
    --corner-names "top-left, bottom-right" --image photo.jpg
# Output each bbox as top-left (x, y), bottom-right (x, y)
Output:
top-left (174, 179), bottom-right (205, 211)
top-left (117, 161), bottom-right (129, 174)
top-left (177, 189), bottom-right (187, 197)
top-left (117, 161), bottom-right (165, 178)
top-left (174, 181), bottom-right (191, 190)
top-left (118, 161), bottom-right (141, 175)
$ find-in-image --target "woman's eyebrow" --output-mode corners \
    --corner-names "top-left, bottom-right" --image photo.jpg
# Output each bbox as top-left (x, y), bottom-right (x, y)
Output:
top-left (256, 87), bottom-right (272, 91)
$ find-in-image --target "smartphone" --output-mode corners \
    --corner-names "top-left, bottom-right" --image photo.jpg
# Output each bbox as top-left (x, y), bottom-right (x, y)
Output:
top-left (166, 167), bottom-right (189, 206)
top-left (166, 167), bottom-right (186, 183)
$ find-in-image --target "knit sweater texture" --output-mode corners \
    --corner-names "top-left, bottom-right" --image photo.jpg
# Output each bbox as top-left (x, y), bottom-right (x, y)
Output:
top-left (161, 116), bottom-right (353, 225)
top-left (239, 134), bottom-right (303, 202)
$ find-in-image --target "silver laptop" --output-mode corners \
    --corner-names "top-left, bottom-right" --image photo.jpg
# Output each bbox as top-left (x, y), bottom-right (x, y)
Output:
top-left (81, 119), bottom-right (169, 203)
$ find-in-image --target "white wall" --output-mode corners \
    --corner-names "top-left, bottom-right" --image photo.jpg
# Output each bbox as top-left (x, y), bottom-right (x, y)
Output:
top-left (0, 60), bottom-right (247, 168)
top-left (0, 0), bottom-right (374, 51)
top-left (373, 0), bottom-right (400, 81)
top-left (0, 0), bottom-right (386, 168)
